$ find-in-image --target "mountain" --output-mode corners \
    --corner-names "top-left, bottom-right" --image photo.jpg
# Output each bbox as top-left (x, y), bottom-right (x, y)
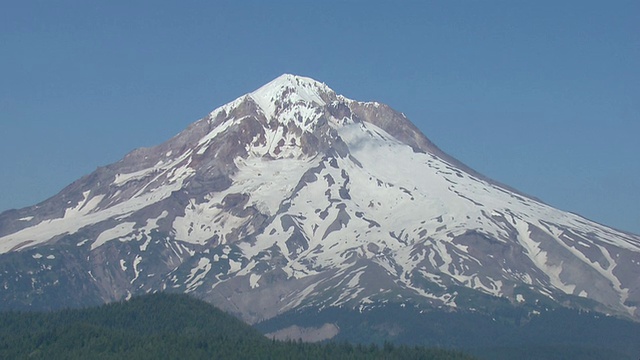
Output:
top-left (1, 74), bottom-right (639, 333)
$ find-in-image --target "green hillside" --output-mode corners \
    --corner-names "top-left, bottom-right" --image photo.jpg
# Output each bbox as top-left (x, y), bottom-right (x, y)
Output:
top-left (0, 293), bottom-right (474, 360)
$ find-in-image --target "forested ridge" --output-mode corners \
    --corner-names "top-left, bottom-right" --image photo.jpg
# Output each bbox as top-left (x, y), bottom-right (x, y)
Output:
top-left (0, 293), bottom-right (474, 359)
top-left (258, 300), bottom-right (640, 360)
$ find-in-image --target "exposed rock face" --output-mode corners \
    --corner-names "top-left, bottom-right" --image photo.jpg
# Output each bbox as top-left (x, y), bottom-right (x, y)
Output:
top-left (0, 74), bottom-right (639, 327)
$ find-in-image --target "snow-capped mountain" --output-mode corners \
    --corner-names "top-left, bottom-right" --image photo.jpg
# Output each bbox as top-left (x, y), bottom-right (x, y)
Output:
top-left (1, 74), bottom-right (639, 326)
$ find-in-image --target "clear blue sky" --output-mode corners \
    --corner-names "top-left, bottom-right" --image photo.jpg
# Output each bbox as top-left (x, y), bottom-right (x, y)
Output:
top-left (1, 1), bottom-right (638, 234)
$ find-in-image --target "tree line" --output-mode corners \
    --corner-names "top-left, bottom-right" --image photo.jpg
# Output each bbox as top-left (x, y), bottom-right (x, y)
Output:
top-left (0, 292), bottom-right (475, 360)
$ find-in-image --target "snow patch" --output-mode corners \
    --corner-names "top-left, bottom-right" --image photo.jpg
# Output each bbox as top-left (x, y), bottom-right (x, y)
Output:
top-left (228, 259), bottom-right (242, 274)
top-left (131, 255), bottom-right (143, 284)
top-left (92, 222), bottom-right (137, 250)
top-left (114, 169), bottom-right (153, 186)
top-left (516, 221), bottom-right (575, 294)
top-left (0, 176), bottom-right (186, 254)
top-left (249, 273), bottom-right (261, 289)
top-left (76, 239), bottom-right (90, 247)
top-left (186, 257), bottom-right (212, 292)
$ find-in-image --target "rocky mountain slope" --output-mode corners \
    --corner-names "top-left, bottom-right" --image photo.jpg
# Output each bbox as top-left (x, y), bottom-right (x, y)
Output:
top-left (0, 74), bottom-right (638, 327)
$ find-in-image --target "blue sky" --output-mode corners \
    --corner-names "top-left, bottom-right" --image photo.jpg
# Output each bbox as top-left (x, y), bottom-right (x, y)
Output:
top-left (1, 1), bottom-right (638, 234)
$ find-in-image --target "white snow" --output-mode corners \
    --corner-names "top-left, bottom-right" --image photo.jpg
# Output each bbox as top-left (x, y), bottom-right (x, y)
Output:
top-left (62, 191), bottom-right (104, 218)
top-left (3, 73), bottom-right (639, 321)
top-left (76, 239), bottom-right (90, 247)
top-left (92, 222), bottom-right (137, 250)
top-left (249, 273), bottom-right (261, 289)
top-left (114, 168), bottom-right (153, 186)
top-left (196, 117), bottom-right (234, 154)
top-left (249, 74), bottom-right (328, 119)
top-left (0, 166), bottom-right (188, 254)
top-left (131, 255), bottom-right (143, 284)
top-left (515, 220), bottom-right (575, 294)
top-left (228, 259), bottom-right (242, 274)
top-left (234, 156), bottom-right (319, 216)
top-left (172, 196), bottom-right (245, 245)
top-left (185, 257), bottom-right (212, 292)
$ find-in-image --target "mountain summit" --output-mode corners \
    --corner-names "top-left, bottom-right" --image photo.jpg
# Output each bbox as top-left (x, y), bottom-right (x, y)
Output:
top-left (0, 74), bottom-right (639, 327)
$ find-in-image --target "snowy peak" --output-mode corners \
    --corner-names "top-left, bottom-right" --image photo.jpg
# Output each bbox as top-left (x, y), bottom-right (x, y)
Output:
top-left (249, 74), bottom-right (334, 119)
top-left (1, 74), bottom-right (640, 326)
top-left (239, 74), bottom-right (432, 161)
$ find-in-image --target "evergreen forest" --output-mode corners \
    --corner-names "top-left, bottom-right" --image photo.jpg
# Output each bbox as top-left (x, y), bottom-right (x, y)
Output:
top-left (0, 293), bottom-right (474, 360)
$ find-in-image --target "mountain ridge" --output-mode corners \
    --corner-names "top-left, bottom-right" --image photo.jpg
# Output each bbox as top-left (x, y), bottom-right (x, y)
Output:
top-left (0, 74), bottom-right (638, 328)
